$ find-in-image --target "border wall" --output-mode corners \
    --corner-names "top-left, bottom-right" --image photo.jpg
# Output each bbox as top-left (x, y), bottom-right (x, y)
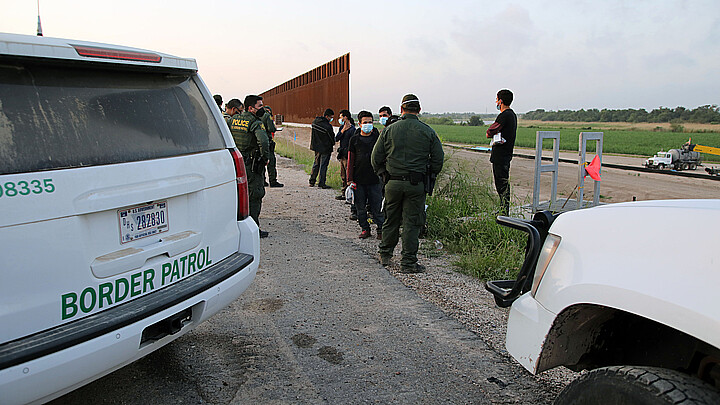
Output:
top-left (260, 53), bottom-right (349, 124)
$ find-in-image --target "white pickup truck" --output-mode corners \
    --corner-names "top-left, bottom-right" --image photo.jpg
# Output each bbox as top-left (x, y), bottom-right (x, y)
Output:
top-left (487, 200), bottom-right (720, 404)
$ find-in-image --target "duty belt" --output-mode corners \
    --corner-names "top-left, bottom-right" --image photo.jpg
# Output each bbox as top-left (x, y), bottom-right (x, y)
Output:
top-left (389, 175), bottom-right (411, 181)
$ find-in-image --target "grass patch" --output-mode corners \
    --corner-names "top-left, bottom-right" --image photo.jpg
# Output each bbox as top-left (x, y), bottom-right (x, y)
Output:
top-left (274, 138), bottom-right (343, 189)
top-left (426, 159), bottom-right (526, 280)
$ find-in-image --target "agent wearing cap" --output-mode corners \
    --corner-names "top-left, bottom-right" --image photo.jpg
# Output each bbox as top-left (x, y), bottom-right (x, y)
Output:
top-left (371, 94), bottom-right (444, 273)
top-left (229, 95), bottom-right (270, 238)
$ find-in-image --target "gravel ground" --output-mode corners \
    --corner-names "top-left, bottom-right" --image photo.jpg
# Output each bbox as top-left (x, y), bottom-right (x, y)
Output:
top-left (264, 141), bottom-right (578, 396)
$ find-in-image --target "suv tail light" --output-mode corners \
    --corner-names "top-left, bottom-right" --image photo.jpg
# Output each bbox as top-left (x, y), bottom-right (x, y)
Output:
top-left (72, 45), bottom-right (162, 63)
top-left (230, 149), bottom-right (250, 220)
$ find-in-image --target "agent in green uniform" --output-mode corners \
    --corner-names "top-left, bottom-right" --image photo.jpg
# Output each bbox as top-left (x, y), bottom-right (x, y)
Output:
top-left (371, 94), bottom-right (444, 273)
top-left (228, 95), bottom-right (271, 238)
top-left (261, 105), bottom-right (283, 187)
top-left (224, 98), bottom-right (243, 125)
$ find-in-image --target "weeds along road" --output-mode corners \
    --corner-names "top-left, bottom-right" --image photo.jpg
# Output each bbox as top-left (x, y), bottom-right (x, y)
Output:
top-left (52, 155), bottom-right (557, 404)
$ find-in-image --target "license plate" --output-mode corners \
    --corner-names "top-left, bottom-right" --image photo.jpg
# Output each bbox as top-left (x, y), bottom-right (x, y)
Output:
top-left (118, 201), bottom-right (169, 244)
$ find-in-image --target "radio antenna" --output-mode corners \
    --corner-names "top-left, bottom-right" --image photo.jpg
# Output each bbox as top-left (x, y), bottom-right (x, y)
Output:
top-left (36, 0), bottom-right (43, 36)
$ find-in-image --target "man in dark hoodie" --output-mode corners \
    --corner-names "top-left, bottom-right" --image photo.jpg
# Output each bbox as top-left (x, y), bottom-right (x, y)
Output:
top-left (309, 108), bottom-right (335, 189)
top-left (334, 109), bottom-right (355, 199)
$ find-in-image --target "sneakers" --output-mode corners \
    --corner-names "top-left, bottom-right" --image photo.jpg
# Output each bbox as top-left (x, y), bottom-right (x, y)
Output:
top-left (376, 231), bottom-right (382, 240)
top-left (399, 264), bottom-right (425, 274)
top-left (269, 181), bottom-right (284, 188)
top-left (309, 182), bottom-right (315, 187)
top-left (335, 195), bottom-right (345, 200)
top-left (359, 230), bottom-right (371, 239)
top-left (259, 230), bottom-right (269, 238)
top-left (380, 255), bottom-right (392, 266)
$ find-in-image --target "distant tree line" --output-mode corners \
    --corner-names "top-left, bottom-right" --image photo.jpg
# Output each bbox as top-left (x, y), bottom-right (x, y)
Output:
top-left (419, 113), bottom-right (485, 126)
top-left (523, 105), bottom-right (720, 124)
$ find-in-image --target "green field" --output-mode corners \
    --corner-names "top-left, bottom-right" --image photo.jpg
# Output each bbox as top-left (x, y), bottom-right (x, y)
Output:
top-left (428, 124), bottom-right (720, 158)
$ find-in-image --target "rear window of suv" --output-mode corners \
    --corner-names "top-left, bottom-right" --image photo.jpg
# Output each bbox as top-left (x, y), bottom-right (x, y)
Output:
top-left (0, 58), bottom-right (225, 175)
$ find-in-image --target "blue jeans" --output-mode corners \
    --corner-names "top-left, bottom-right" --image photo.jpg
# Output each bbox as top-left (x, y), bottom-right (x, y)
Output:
top-left (310, 151), bottom-right (331, 186)
top-left (354, 183), bottom-right (384, 231)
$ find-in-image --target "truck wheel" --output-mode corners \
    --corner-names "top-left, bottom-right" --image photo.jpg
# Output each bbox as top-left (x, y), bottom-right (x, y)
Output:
top-left (554, 366), bottom-right (720, 405)
top-left (683, 163), bottom-right (690, 170)
top-left (658, 164), bottom-right (665, 170)
top-left (690, 164), bottom-right (697, 170)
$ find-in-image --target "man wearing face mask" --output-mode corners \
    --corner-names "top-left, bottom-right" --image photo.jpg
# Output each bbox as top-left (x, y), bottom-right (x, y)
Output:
top-left (348, 111), bottom-right (384, 239)
top-left (379, 106), bottom-right (400, 127)
top-left (486, 89), bottom-right (517, 216)
top-left (372, 94), bottom-right (444, 273)
top-left (309, 108), bottom-right (335, 189)
top-left (334, 109), bottom-right (355, 200)
top-left (229, 95), bottom-right (270, 238)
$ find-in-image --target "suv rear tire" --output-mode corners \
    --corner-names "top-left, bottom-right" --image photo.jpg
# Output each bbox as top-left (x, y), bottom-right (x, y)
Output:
top-left (555, 365), bottom-right (720, 405)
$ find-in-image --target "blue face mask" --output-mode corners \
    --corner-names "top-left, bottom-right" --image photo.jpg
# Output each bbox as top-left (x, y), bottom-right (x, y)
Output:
top-left (339, 118), bottom-right (344, 125)
top-left (329, 117), bottom-right (333, 123)
top-left (496, 103), bottom-right (502, 111)
top-left (380, 116), bottom-right (388, 125)
top-left (361, 123), bottom-right (374, 133)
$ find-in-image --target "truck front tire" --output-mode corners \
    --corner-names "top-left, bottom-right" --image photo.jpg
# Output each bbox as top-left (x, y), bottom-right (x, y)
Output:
top-left (555, 366), bottom-right (720, 405)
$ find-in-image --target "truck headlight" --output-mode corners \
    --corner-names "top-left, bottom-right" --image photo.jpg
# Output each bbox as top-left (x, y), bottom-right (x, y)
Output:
top-left (531, 233), bottom-right (561, 297)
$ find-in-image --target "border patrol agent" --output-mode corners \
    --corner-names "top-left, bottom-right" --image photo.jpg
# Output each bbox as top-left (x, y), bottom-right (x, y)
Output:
top-left (229, 95), bottom-right (270, 238)
top-left (371, 94), bottom-right (444, 273)
top-left (224, 98), bottom-right (243, 125)
top-left (261, 105), bottom-right (283, 187)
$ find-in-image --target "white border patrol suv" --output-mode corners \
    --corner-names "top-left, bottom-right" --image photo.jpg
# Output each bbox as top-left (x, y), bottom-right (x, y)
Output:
top-left (0, 33), bottom-right (259, 404)
top-left (487, 200), bottom-right (720, 404)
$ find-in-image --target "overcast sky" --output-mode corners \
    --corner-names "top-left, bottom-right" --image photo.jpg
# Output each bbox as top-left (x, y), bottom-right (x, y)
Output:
top-left (2, 0), bottom-right (719, 114)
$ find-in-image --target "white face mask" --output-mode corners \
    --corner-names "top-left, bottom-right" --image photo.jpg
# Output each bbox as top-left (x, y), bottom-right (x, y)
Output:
top-left (361, 123), bottom-right (374, 133)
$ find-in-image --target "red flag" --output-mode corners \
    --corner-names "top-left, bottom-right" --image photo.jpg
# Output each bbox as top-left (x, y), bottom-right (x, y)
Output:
top-left (585, 155), bottom-right (601, 181)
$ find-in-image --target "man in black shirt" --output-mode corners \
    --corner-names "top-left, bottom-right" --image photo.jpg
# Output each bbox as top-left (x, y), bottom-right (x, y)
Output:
top-left (348, 110), bottom-right (384, 239)
top-left (486, 89), bottom-right (517, 216)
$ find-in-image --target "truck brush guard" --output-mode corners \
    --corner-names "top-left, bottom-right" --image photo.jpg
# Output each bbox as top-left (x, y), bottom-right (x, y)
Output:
top-left (485, 211), bottom-right (557, 308)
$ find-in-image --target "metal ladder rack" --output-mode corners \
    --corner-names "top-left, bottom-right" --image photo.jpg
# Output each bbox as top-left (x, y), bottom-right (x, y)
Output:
top-left (529, 131), bottom-right (604, 214)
